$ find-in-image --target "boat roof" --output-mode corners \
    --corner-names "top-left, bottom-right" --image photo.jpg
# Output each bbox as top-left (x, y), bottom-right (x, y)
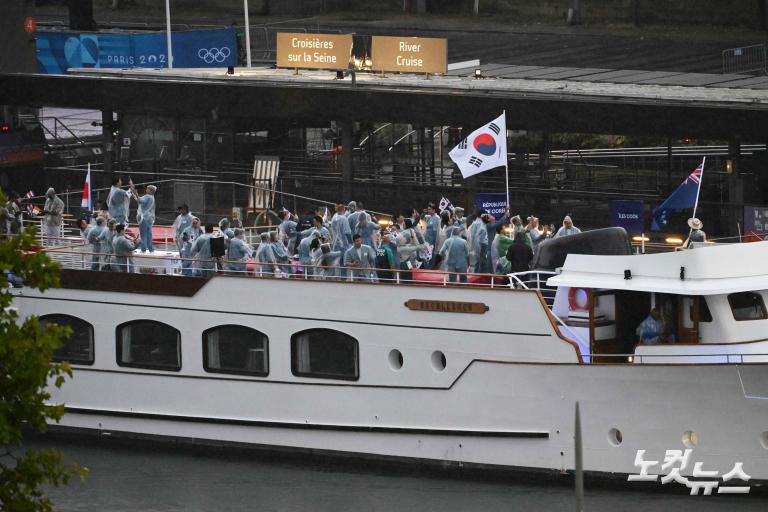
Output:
top-left (546, 241), bottom-right (768, 296)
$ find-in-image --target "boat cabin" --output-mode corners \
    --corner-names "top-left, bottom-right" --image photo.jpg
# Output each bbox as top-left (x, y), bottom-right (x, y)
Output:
top-left (547, 241), bottom-right (768, 364)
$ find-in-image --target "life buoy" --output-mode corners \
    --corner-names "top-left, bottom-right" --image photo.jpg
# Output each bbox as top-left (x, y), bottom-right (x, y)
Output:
top-left (568, 287), bottom-right (589, 311)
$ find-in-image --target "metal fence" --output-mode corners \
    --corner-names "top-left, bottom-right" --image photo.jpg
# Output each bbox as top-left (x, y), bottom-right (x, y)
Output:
top-left (722, 43), bottom-right (767, 75)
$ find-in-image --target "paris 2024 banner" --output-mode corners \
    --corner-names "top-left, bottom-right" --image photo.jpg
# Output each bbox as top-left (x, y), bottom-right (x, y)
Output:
top-left (36, 28), bottom-right (237, 74)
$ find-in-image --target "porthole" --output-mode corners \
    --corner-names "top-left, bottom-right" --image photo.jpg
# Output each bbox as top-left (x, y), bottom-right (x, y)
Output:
top-left (760, 431), bottom-right (768, 450)
top-left (431, 350), bottom-right (446, 372)
top-left (388, 349), bottom-right (403, 371)
top-left (608, 428), bottom-right (623, 447)
top-left (682, 430), bottom-right (698, 449)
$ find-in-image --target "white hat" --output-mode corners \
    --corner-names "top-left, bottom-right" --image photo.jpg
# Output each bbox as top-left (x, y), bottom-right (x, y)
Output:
top-left (687, 217), bottom-right (703, 230)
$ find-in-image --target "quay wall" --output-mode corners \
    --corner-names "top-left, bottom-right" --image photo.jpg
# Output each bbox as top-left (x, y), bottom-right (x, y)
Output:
top-left (89, 1), bottom-right (767, 27)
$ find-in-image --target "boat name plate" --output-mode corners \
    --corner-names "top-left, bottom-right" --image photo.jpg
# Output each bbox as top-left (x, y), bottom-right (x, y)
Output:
top-left (405, 299), bottom-right (489, 314)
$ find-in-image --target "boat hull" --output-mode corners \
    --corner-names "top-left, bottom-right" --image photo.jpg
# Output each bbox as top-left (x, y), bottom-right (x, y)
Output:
top-left (45, 361), bottom-right (768, 485)
top-left (13, 273), bottom-right (768, 486)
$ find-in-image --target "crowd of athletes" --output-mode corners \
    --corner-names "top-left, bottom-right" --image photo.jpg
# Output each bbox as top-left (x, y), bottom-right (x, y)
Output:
top-left (20, 179), bottom-right (584, 281)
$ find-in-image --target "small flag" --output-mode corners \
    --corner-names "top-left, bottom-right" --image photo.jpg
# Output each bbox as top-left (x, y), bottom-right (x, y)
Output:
top-left (81, 164), bottom-right (92, 210)
top-left (449, 112), bottom-right (507, 179)
top-left (651, 158), bottom-right (705, 232)
top-left (438, 197), bottom-right (453, 212)
top-left (25, 191), bottom-right (35, 216)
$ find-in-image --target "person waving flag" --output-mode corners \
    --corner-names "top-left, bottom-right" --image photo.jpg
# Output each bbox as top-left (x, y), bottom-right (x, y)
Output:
top-left (651, 158), bottom-right (705, 232)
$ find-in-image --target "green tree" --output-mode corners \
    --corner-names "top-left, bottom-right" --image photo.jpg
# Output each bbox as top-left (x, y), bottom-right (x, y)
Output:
top-left (0, 215), bottom-right (86, 511)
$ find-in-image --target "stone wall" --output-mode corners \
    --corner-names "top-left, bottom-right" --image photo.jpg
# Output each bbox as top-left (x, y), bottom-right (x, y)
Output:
top-left (447, 0), bottom-right (765, 27)
top-left (0, 0), bottom-right (37, 73)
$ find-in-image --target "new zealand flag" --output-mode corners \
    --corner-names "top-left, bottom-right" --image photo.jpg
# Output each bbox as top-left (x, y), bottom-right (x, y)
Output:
top-left (651, 159), bottom-right (704, 232)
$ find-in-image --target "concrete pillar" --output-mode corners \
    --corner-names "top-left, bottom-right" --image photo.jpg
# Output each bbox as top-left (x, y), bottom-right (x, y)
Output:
top-left (666, 137), bottom-right (673, 193)
top-left (540, 132), bottom-right (551, 169)
top-left (728, 137), bottom-right (743, 237)
top-left (568, 0), bottom-right (581, 24)
top-left (633, 0), bottom-right (641, 26)
top-left (341, 121), bottom-right (353, 200)
top-left (760, 0), bottom-right (768, 30)
top-left (728, 137), bottom-right (742, 166)
top-left (69, 0), bottom-right (96, 31)
top-left (101, 110), bottom-right (113, 183)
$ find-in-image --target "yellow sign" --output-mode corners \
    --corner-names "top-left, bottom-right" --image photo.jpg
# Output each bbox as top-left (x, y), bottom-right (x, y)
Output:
top-left (276, 32), bottom-right (353, 70)
top-left (371, 36), bottom-right (447, 74)
top-left (405, 299), bottom-right (489, 314)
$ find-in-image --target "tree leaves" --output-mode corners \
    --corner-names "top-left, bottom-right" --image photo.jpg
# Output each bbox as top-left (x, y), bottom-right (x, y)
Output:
top-left (0, 198), bottom-right (85, 511)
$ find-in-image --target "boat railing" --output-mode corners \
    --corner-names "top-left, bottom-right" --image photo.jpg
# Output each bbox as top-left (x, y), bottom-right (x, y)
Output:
top-left (507, 269), bottom-right (590, 350)
top-left (582, 352), bottom-right (768, 364)
top-left (38, 243), bottom-right (524, 289)
top-left (507, 270), bottom-right (558, 306)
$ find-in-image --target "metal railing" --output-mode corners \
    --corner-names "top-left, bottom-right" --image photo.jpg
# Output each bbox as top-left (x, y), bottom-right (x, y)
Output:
top-left (507, 269), bottom-right (589, 350)
top-left (39, 241), bottom-right (519, 288)
top-left (584, 352), bottom-right (768, 364)
top-left (722, 43), bottom-right (767, 75)
top-left (508, 270), bottom-right (558, 305)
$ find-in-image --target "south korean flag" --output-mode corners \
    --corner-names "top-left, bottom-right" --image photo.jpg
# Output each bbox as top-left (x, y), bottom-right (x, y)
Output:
top-left (448, 112), bottom-right (507, 179)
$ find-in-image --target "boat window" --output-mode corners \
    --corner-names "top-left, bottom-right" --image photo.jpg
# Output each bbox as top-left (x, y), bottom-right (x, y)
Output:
top-left (700, 297), bottom-right (712, 323)
top-left (203, 325), bottom-right (268, 377)
top-left (291, 329), bottom-right (358, 381)
top-left (116, 320), bottom-right (181, 371)
top-left (39, 314), bottom-right (94, 365)
top-left (728, 292), bottom-right (768, 321)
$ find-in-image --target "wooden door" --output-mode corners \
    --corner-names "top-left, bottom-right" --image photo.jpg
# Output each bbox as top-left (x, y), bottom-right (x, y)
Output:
top-left (677, 296), bottom-right (700, 343)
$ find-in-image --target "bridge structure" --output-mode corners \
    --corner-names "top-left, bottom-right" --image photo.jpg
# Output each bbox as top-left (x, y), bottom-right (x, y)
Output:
top-left (1, 63), bottom-right (767, 235)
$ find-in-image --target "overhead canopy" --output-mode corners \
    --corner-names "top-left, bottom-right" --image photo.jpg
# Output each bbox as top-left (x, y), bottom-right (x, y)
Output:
top-left (3, 66), bottom-right (768, 137)
top-left (546, 241), bottom-right (768, 296)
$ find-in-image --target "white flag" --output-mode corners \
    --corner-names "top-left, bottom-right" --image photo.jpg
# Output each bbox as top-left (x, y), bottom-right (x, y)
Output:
top-left (448, 112), bottom-right (507, 179)
top-left (438, 196), bottom-right (453, 212)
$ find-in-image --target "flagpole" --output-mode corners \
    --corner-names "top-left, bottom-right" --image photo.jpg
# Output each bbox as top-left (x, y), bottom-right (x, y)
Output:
top-left (87, 162), bottom-right (91, 210)
top-left (691, 156), bottom-right (705, 220)
top-left (165, 0), bottom-right (173, 69)
top-left (503, 110), bottom-right (510, 211)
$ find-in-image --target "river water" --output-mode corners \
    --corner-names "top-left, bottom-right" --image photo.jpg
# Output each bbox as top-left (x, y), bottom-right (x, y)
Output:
top-left (30, 436), bottom-right (766, 512)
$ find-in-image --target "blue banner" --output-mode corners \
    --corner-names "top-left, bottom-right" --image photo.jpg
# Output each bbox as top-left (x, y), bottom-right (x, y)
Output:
top-left (475, 192), bottom-right (508, 218)
top-left (132, 32), bottom-right (167, 68)
top-left (609, 200), bottom-right (644, 233)
top-left (744, 205), bottom-right (768, 234)
top-left (37, 28), bottom-right (236, 74)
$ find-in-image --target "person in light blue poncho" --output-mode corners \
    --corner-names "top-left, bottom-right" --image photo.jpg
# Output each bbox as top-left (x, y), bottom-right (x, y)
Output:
top-left (225, 228), bottom-right (251, 274)
top-left (113, 224), bottom-right (139, 273)
top-left (468, 214), bottom-right (489, 274)
top-left (330, 203), bottom-right (353, 253)
top-left (440, 227), bottom-right (469, 284)
top-left (219, 218), bottom-right (235, 239)
top-left (87, 217), bottom-right (107, 270)
top-left (181, 217), bottom-right (204, 276)
top-left (172, 204), bottom-right (194, 254)
top-left (132, 184), bottom-right (157, 253)
top-left (353, 212), bottom-right (379, 248)
top-left (107, 176), bottom-right (130, 224)
top-left (191, 228), bottom-right (216, 278)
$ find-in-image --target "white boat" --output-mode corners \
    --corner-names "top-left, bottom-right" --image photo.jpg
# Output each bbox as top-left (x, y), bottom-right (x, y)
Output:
top-left (13, 230), bottom-right (768, 489)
